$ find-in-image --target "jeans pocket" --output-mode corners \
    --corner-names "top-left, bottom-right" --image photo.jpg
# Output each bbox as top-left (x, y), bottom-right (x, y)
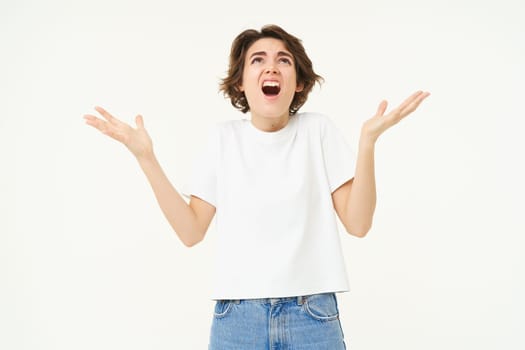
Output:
top-left (213, 300), bottom-right (234, 319)
top-left (303, 293), bottom-right (340, 321)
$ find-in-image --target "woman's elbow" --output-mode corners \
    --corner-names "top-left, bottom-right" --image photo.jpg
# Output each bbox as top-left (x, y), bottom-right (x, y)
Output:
top-left (347, 222), bottom-right (372, 238)
top-left (179, 230), bottom-right (205, 248)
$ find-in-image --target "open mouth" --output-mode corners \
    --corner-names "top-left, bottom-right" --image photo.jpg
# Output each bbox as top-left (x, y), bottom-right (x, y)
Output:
top-left (262, 80), bottom-right (281, 96)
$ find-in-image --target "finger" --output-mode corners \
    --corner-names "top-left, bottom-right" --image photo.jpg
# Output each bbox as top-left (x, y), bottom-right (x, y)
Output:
top-left (83, 114), bottom-right (109, 132)
top-left (135, 114), bottom-right (144, 129)
top-left (94, 106), bottom-right (119, 125)
top-left (86, 117), bottom-right (124, 142)
top-left (399, 91), bottom-right (431, 115)
top-left (100, 127), bottom-right (122, 141)
top-left (396, 90), bottom-right (424, 112)
top-left (376, 100), bottom-right (388, 116)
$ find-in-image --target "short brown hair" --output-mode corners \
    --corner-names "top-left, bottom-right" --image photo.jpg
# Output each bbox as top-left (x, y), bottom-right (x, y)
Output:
top-left (220, 25), bottom-right (323, 115)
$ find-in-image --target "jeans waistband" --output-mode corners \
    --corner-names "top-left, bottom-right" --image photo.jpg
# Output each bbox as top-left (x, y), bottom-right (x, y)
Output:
top-left (228, 295), bottom-right (309, 306)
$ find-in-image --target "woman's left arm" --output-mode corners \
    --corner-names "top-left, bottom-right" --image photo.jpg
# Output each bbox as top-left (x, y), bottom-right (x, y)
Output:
top-left (334, 90), bottom-right (430, 237)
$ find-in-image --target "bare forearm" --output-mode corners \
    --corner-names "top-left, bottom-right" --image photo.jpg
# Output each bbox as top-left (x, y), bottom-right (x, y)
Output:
top-left (345, 135), bottom-right (377, 237)
top-left (343, 91), bottom-right (430, 237)
top-left (136, 153), bottom-right (200, 246)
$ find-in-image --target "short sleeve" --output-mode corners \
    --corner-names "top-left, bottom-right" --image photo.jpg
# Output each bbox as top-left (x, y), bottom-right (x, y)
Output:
top-left (321, 117), bottom-right (357, 193)
top-left (180, 125), bottom-right (218, 207)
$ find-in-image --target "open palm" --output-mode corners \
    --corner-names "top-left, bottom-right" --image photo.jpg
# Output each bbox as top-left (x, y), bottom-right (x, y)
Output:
top-left (83, 106), bottom-right (153, 159)
top-left (362, 90), bottom-right (430, 143)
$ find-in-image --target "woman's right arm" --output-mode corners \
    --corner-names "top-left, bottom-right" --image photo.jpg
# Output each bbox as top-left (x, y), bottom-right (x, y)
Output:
top-left (83, 106), bottom-right (211, 247)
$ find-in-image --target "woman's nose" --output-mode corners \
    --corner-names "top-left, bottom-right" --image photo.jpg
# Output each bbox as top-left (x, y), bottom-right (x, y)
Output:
top-left (265, 65), bottom-right (279, 74)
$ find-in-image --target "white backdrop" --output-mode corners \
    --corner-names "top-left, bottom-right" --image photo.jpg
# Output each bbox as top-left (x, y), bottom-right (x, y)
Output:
top-left (2, 0), bottom-right (524, 349)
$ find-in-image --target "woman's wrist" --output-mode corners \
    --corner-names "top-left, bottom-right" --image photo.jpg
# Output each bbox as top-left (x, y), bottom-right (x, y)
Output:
top-left (135, 150), bottom-right (156, 166)
top-left (358, 130), bottom-right (377, 150)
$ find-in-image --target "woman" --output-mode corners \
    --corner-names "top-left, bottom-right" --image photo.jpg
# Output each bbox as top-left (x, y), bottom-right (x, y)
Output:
top-left (84, 24), bottom-right (429, 349)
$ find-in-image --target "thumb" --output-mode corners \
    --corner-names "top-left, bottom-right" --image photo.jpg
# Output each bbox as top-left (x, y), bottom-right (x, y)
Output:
top-left (376, 100), bottom-right (388, 117)
top-left (135, 114), bottom-right (144, 128)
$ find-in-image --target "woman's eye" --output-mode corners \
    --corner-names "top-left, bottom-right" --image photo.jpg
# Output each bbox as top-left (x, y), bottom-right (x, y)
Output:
top-left (279, 58), bottom-right (292, 65)
top-left (251, 57), bottom-right (263, 64)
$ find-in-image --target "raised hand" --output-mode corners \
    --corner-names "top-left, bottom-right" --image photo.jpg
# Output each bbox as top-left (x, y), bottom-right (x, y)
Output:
top-left (361, 90), bottom-right (430, 144)
top-left (83, 106), bottom-right (153, 160)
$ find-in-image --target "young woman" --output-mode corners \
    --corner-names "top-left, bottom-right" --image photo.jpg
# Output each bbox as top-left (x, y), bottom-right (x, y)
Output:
top-left (84, 25), bottom-right (429, 350)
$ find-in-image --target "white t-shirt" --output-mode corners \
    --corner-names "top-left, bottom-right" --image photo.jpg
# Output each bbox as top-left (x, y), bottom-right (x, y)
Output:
top-left (182, 112), bottom-right (356, 300)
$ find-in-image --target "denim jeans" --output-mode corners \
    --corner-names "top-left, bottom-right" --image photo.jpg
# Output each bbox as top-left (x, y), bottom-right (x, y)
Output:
top-left (208, 292), bottom-right (347, 349)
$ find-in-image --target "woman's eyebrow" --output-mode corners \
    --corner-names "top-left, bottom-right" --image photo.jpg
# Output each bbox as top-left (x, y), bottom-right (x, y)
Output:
top-left (249, 51), bottom-right (267, 59)
top-left (248, 51), bottom-right (293, 59)
top-left (277, 51), bottom-right (293, 59)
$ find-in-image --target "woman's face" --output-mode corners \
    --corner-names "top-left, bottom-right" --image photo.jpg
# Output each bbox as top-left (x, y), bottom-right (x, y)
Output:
top-left (239, 37), bottom-right (303, 121)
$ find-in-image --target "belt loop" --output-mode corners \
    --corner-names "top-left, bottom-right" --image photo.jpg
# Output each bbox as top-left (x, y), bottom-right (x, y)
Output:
top-left (233, 299), bottom-right (240, 304)
top-left (297, 295), bottom-right (305, 305)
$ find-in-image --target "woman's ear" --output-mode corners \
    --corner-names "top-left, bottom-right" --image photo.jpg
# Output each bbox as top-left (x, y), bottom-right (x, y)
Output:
top-left (295, 82), bottom-right (304, 92)
top-left (237, 82), bottom-right (244, 92)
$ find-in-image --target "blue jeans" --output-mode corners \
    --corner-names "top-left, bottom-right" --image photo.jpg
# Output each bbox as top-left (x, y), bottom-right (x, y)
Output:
top-left (209, 292), bottom-right (347, 349)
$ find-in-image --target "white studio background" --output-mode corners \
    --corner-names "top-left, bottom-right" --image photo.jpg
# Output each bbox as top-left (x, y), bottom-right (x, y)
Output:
top-left (1, 0), bottom-right (523, 349)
